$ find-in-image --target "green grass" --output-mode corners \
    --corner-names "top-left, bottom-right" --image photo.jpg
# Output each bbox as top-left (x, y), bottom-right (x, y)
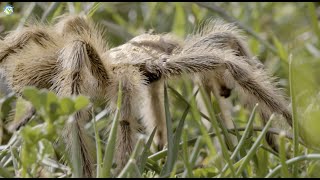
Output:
top-left (0, 2), bottom-right (320, 178)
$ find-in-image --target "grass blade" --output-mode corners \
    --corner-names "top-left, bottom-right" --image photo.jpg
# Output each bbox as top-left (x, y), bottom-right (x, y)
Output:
top-left (182, 128), bottom-right (193, 177)
top-left (101, 81), bottom-right (122, 177)
top-left (169, 163), bottom-right (179, 178)
top-left (139, 126), bottom-right (157, 172)
top-left (308, 2), bottom-right (320, 41)
top-left (86, 2), bottom-right (101, 17)
top-left (17, 2), bottom-right (36, 30)
top-left (117, 159), bottom-right (141, 178)
top-left (161, 101), bottom-right (190, 176)
top-left (182, 79), bottom-right (217, 158)
top-left (182, 137), bottom-right (203, 177)
top-left (231, 103), bottom-right (258, 160)
top-left (146, 87), bottom-right (198, 164)
top-left (189, 137), bottom-right (203, 167)
top-left (117, 138), bottom-right (144, 178)
top-left (160, 82), bottom-right (174, 176)
top-left (70, 120), bottom-right (83, 178)
top-left (40, 2), bottom-right (61, 23)
top-left (10, 146), bottom-right (20, 177)
top-left (145, 159), bottom-right (161, 173)
top-left (272, 35), bottom-right (288, 63)
top-left (172, 3), bottom-right (186, 37)
top-left (279, 131), bottom-right (290, 178)
top-left (51, 3), bottom-right (65, 20)
top-left (265, 154), bottom-right (320, 178)
top-left (131, 161), bottom-right (142, 178)
top-left (92, 107), bottom-right (103, 178)
top-left (289, 54), bottom-right (299, 177)
top-left (0, 166), bottom-right (12, 178)
top-left (215, 112), bottom-right (235, 152)
top-left (168, 85), bottom-right (212, 123)
top-left (235, 114), bottom-right (275, 176)
top-left (219, 155), bottom-right (245, 177)
top-left (199, 86), bottom-right (236, 177)
top-left (219, 103), bottom-right (258, 177)
top-left (129, 137), bottom-right (145, 160)
top-left (148, 126), bottom-right (295, 163)
top-left (67, 2), bottom-right (75, 14)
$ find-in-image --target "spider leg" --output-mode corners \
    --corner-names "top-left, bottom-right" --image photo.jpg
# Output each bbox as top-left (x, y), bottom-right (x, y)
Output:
top-left (54, 14), bottom-right (107, 54)
top-left (54, 36), bottom-right (111, 177)
top-left (188, 21), bottom-right (262, 151)
top-left (184, 19), bottom-right (263, 66)
top-left (51, 16), bottom-right (110, 176)
top-left (52, 15), bottom-right (123, 177)
top-left (0, 27), bottom-right (58, 131)
top-left (7, 106), bottom-right (36, 132)
top-left (194, 73), bottom-right (237, 152)
top-left (142, 80), bottom-right (167, 150)
top-left (184, 19), bottom-right (263, 98)
top-left (107, 66), bottom-right (147, 173)
top-left (109, 33), bottom-right (182, 151)
top-left (137, 35), bottom-right (292, 154)
top-left (225, 58), bottom-right (292, 152)
top-left (139, 49), bottom-right (292, 128)
top-left (0, 26), bottom-right (55, 64)
top-left (130, 34), bottom-right (182, 151)
top-left (185, 20), bottom-right (286, 152)
top-left (54, 14), bottom-right (96, 36)
top-left (0, 25), bottom-right (59, 94)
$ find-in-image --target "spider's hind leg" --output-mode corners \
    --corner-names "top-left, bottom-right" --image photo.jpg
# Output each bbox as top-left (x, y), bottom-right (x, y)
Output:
top-left (186, 20), bottom-right (287, 153)
top-left (194, 71), bottom-right (237, 152)
top-left (142, 44), bottom-right (292, 154)
top-left (187, 24), bottom-right (255, 150)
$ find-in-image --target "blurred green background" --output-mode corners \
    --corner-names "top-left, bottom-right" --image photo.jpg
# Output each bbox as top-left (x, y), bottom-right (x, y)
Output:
top-left (0, 2), bottom-right (320, 178)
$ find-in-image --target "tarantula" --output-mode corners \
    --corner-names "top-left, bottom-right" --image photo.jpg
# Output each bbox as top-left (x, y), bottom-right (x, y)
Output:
top-left (0, 14), bottom-right (292, 177)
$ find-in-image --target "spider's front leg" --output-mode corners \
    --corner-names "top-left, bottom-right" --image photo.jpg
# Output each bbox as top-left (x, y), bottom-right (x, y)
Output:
top-left (53, 37), bottom-right (111, 177)
top-left (56, 14), bottom-right (147, 172)
top-left (53, 15), bottom-right (148, 177)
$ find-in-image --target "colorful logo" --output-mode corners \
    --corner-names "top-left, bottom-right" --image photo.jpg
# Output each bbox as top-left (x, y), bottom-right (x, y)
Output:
top-left (4, 5), bottom-right (14, 15)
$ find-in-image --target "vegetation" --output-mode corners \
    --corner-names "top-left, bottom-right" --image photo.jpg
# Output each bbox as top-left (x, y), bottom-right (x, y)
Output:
top-left (0, 2), bottom-right (320, 178)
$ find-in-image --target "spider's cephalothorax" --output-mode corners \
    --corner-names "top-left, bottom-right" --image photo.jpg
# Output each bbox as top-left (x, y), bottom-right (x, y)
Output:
top-left (0, 15), bottom-right (292, 177)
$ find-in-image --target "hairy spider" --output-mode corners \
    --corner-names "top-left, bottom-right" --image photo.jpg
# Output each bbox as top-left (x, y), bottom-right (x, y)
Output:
top-left (0, 15), bottom-right (292, 177)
